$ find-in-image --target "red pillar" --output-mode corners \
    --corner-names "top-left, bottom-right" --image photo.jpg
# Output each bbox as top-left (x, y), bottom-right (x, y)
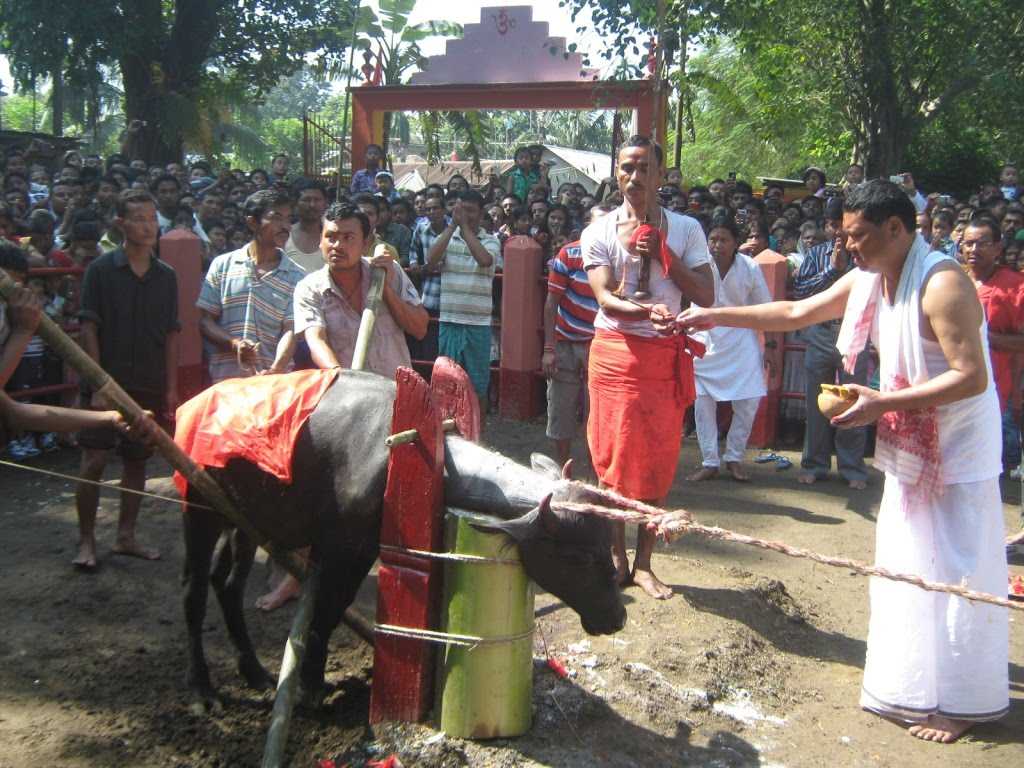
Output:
top-left (159, 230), bottom-right (204, 402)
top-left (748, 249), bottom-right (789, 448)
top-left (499, 236), bottom-right (545, 419)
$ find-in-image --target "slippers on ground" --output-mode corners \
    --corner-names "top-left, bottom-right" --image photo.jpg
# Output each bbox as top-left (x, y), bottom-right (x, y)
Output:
top-left (775, 457), bottom-right (793, 471)
top-left (755, 451), bottom-right (781, 464)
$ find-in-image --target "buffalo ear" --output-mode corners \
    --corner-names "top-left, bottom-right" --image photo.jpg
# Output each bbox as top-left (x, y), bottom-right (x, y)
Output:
top-left (530, 452), bottom-right (562, 480)
top-left (467, 507), bottom-right (540, 544)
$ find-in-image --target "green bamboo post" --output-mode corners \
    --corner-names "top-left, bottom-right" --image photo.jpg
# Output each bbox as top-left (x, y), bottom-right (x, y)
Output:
top-left (437, 508), bottom-right (535, 738)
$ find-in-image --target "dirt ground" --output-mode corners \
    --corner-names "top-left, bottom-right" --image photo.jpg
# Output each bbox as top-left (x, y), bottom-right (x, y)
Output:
top-left (0, 415), bottom-right (1021, 768)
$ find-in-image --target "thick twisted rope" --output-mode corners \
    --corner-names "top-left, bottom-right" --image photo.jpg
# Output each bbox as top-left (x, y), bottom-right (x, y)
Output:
top-left (552, 500), bottom-right (1023, 612)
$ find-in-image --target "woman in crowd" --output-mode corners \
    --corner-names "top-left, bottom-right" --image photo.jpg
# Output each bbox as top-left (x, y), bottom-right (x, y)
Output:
top-left (689, 215), bottom-right (772, 482)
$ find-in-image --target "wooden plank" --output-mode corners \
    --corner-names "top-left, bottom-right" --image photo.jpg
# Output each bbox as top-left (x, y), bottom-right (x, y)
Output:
top-left (431, 356), bottom-right (481, 442)
top-left (369, 366), bottom-right (444, 723)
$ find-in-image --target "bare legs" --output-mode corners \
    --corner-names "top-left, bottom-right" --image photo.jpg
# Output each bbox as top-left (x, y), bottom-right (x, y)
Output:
top-left (609, 493), bottom-right (673, 600)
top-left (74, 449), bottom-right (159, 569)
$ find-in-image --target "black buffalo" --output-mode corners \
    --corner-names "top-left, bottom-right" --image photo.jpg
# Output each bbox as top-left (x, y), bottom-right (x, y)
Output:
top-left (183, 370), bottom-right (626, 710)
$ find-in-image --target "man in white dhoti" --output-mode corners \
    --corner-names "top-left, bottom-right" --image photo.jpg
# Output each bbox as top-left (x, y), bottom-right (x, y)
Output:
top-left (689, 215), bottom-right (771, 482)
top-left (678, 180), bottom-right (1008, 743)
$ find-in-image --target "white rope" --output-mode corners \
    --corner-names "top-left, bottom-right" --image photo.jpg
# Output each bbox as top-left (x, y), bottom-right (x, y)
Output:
top-left (0, 457), bottom-right (213, 509)
top-left (374, 622), bottom-right (535, 649)
top-left (378, 543), bottom-right (521, 566)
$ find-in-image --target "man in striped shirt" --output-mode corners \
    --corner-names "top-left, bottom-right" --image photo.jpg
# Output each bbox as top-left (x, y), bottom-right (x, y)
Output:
top-left (198, 188), bottom-right (304, 382)
top-left (542, 204), bottom-right (613, 465)
top-left (428, 190), bottom-right (500, 419)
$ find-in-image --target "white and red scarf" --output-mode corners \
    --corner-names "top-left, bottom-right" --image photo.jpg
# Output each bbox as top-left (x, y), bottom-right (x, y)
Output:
top-left (835, 235), bottom-right (946, 501)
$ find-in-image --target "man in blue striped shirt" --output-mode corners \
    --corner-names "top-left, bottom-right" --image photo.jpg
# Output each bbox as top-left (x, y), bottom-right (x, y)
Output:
top-left (198, 189), bottom-right (304, 382)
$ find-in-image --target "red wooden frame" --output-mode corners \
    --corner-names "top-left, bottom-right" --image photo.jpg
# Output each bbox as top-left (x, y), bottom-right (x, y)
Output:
top-left (349, 80), bottom-right (666, 173)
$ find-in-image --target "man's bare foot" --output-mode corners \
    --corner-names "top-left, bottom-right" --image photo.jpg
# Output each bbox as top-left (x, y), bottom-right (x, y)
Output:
top-left (688, 466), bottom-right (718, 482)
top-left (256, 574), bottom-right (301, 611)
top-left (908, 715), bottom-right (974, 743)
top-left (611, 551), bottom-right (632, 586)
top-left (726, 462), bottom-right (750, 482)
top-left (73, 539), bottom-right (98, 571)
top-left (797, 471), bottom-right (819, 485)
top-left (632, 567), bottom-right (674, 600)
top-left (112, 538), bottom-right (161, 560)
top-left (847, 478), bottom-right (867, 490)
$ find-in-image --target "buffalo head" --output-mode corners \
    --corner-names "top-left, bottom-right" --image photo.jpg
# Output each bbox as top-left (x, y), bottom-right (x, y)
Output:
top-left (470, 493), bottom-right (626, 636)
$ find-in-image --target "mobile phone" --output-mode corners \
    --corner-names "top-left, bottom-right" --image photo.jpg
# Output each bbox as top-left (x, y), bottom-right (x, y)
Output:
top-left (735, 209), bottom-right (748, 225)
top-left (938, 194), bottom-right (952, 206)
top-left (728, 171), bottom-right (737, 181)
top-left (889, 175), bottom-right (904, 184)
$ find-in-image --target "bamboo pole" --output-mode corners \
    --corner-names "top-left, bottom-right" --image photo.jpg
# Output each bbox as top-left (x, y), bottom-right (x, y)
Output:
top-left (261, 570), bottom-right (319, 768)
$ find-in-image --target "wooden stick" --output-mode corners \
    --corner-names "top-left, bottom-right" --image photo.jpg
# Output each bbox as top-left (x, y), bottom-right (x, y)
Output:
top-left (351, 260), bottom-right (388, 371)
top-left (262, 566), bottom-right (319, 768)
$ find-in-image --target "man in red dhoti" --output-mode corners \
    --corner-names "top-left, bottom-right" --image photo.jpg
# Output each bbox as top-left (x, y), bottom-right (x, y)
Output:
top-left (581, 136), bottom-right (715, 599)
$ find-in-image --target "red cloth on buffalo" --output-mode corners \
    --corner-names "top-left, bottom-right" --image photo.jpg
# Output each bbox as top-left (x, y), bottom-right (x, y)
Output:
top-left (586, 328), bottom-right (704, 500)
top-left (173, 368), bottom-right (340, 496)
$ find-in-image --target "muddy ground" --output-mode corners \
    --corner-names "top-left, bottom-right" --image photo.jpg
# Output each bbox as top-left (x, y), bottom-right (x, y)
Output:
top-left (0, 415), bottom-right (1021, 767)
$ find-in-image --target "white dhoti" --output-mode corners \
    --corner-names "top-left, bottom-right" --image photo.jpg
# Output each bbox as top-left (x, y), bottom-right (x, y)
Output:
top-left (837, 238), bottom-right (1010, 724)
top-left (860, 477), bottom-right (1009, 722)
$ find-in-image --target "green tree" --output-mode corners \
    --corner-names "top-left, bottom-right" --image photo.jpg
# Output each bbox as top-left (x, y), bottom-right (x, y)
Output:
top-left (0, 0), bottom-right (354, 163)
top-left (568, 0), bottom-right (1024, 175)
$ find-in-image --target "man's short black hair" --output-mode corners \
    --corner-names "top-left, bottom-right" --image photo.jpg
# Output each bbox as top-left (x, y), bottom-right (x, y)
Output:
top-left (272, 153), bottom-right (289, 163)
top-left (100, 174), bottom-right (122, 189)
top-left (391, 198), bottom-right (412, 215)
top-left (733, 180), bottom-right (753, 196)
top-left (966, 214), bottom-right (1002, 244)
top-left (0, 239), bottom-right (29, 274)
top-left (27, 208), bottom-right (55, 235)
top-left (115, 188), bottom-right (157, 219)
top-left (824, 196), bottom-right (844, 222)
top-left (151, 173), bottom-right (180, 192)
top-left (294, 178), bottom-right (327, 198)
top-left (353, 193), bottom-right (380, 214)
top-left (459, 190), bottom-right (486, 208)
top-left (324, 201), bottom-right (371, 238)
top-left (502, 192), bottom-right (522, 204)
top-left (243, 188), bottom-right (292, 221)
top-left (365, 143), bottom-right (384, 155)
top-left (510, 206), bottom-right (530, 221)
top-left (191, 160), bottom-right (212, 174)
top-left (621, 134), bottom-right (664, 166)
top-left (843, 180), bottom-right (916, 233)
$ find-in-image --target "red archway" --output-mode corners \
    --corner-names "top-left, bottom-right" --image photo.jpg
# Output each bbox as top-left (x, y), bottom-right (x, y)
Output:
top-left (349, 80), bottom-right (666, 172)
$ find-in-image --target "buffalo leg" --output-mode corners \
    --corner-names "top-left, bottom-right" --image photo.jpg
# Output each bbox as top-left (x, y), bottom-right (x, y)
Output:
top-left (299, 547), bottom-right (377, 706)
top-left (212, 529), bottom-right (274, 689)
top-left (182, 506), bottom-right (222, 707)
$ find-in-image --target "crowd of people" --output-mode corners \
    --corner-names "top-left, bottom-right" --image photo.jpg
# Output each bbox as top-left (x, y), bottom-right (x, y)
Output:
top-left (1, 130), bottom-right (1021, 746)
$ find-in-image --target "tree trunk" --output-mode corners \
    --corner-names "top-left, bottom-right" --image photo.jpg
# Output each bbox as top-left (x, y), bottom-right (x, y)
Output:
top-left (50, 64), bottom-right (64, 137)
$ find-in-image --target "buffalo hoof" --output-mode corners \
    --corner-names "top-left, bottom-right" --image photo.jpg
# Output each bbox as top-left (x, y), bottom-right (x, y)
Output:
top-left (238, 656), bottom-right (274, 690)
top-left (188, 687), bottom-right (224, 717)
top-left (298, 680), bottom-right (331, 711)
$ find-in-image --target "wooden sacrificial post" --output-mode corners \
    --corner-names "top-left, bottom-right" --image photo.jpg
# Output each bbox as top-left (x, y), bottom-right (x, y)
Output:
top-left (370, 357), bottom-right (481, 722)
